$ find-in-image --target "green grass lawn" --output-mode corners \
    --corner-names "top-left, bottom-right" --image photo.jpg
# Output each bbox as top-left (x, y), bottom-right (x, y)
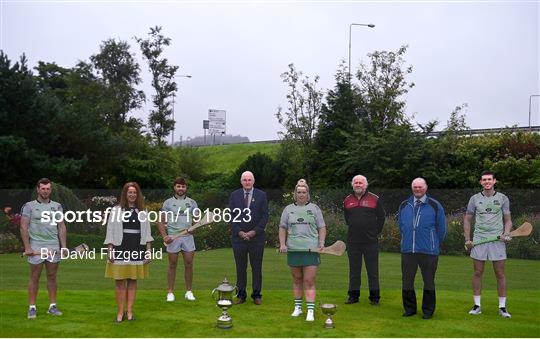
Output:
top-left (197, 143), bottom-right (279, 173)
top-left (1, 250), bottom-right (539, 337)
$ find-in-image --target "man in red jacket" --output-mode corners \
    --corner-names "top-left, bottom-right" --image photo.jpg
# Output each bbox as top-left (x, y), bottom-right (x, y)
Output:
top-left (343, 175), bottom-right (386, 305)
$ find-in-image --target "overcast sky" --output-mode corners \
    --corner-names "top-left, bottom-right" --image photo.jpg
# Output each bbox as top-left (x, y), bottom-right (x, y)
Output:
top-left (2, 0), bottom-right (539, 142)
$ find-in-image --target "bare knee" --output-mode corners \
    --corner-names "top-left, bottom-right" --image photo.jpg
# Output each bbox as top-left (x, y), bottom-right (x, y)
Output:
top-left (303, 277), bottom-right (315, 288)
top-left (473, 267), bottom-right (484, 278)
top-left (494, 269), bottom-right (505, 280)
top-left (46, 273), bottom-right (57, 283)
top-left (115, 280), bottom-right (127, 290)
top-left (169, 259), bottom-right (178, 269)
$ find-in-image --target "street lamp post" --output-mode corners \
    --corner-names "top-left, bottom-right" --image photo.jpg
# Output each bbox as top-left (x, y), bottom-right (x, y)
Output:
top-left (529, 94), bottom-right (540, 131)
top-left (348, 23), bottom-right (375, 83)
top-left (171, 75), bottom-right (192, 145)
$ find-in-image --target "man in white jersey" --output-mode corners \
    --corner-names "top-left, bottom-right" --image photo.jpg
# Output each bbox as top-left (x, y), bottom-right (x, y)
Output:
top-left (20, 178), bottom-right (67, 319)
top-left (157, 177), bottom-right (198, 302)
top-left (464, 171), bottom-right (513, 318)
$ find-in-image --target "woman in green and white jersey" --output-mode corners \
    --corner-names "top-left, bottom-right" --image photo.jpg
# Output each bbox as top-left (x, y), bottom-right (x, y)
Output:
top-left (279, 179), bottom-right (326, 322)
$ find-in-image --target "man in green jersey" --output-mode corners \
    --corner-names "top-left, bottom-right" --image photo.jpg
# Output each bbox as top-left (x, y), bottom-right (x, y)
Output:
top-left (20, 178), bottom-right (67, 319)
top-left (464, 171), bottom-right (513, 318)
top-left (158, 177), bottom-right (198, 302)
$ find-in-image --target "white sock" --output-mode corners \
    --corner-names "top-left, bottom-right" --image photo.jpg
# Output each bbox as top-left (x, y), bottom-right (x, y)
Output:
top-left (498, 297), bottom-right (506, 308)
top-left (473, 295), bottom-right (481, 306)
top-left (49, 303), bottom-right (56, 309)
top-left (29, 305), bottom-right (36, 310)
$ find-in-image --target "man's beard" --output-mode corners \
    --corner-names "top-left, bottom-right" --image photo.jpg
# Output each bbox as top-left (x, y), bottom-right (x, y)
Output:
top-left (38, 193), bottom-right (50, 201)
top-left (353, 188), bottom-right (365, 195)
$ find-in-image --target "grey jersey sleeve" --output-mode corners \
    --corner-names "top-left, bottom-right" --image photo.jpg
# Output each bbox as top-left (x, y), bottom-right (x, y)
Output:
top-left (313, 205), bottom-right (326, 229)
top-left (21, 203), bottom-right (32, 217)
top-left (279, 206), bottom-right (289, 229)
top-left (466, 196), bottom-right (476, 215)
top-left (160, 199), bottom-right (169, 212)
top-left (191, 199), bottom-right (199, 215)
top-left (501, 194), bottom-right (510, 214)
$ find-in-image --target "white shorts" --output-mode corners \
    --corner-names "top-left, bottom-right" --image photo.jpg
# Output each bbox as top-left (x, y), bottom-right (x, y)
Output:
top-left (27, 247), bottom-right (61, 265)
top-left (470, 241), bottom-right (507, 261)
top-left (166, 234), bottom-right (196, 253)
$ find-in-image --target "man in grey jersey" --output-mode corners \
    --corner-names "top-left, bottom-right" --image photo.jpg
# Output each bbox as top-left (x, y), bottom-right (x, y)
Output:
top-left (464, 171), bottom-right (513, 318)
top-left (20, 178), bottom-right (67, 319)
top-left (158, 177), bottom-right (198, 302)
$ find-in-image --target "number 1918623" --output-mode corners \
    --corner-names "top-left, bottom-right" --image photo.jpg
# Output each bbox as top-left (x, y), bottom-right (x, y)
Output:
top-left (185, 208), bottom-right (251, 223)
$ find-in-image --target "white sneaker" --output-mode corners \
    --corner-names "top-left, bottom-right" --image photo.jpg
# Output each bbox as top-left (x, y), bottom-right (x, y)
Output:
top-left (305, 309), bottom-right (314, 321)
top-left (499, 307), bottom-right (511, 318)
top-left (468, 305), bottom-right (482, 315)
top-left (185, 290), bottom-right (196, 301)
top-left (291, 306), bottom-right (303, 317)
top-left (166, 292), bottom-right (175, 302)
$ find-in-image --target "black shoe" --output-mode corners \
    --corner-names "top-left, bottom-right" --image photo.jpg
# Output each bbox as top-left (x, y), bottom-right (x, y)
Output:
top-left (422, 314), bottom-right (432, 319)
top-left (402, 312), bottom-right (416, 317)
top-left (369, 299), bottom-right (380, 306)
top-left (345, 298), bottom-right (359, 304)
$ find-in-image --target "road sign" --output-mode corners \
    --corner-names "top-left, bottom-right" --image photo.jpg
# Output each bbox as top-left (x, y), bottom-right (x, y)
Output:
top-left (208, 109), bottom-right (226, 135)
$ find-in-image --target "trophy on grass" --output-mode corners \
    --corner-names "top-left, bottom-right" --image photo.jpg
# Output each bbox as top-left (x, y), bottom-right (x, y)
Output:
top-left (321, 303), bottom-right (337, 329)
top-left (212, 278), bottom-right (238, 329)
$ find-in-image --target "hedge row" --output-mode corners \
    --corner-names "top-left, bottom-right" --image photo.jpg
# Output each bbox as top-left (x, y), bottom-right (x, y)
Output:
top-left (3, 211), bottom-right (537, 259)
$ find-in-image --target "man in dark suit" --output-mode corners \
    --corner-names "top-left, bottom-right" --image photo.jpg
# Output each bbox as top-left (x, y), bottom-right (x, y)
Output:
top-left (229, 171), bottom-right (269, 305)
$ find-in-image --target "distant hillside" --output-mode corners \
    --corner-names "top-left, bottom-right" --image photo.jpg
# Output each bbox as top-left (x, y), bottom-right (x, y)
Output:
top-left (180, 134), bottom-right (250, 146)
top-left (198, 143), bottom-right (280, 173)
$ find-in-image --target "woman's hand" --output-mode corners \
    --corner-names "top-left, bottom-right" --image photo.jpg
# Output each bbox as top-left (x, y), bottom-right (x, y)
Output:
top-left (143, 249), bottom-right (152, 264)
top-left (279, 244), bottom-right (288, 253)
top-left (107, 248), bottom-right (114, 263)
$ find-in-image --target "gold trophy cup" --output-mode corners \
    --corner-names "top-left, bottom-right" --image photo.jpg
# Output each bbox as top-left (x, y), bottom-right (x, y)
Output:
top-left (321, 303), bottom-right (337, 329)
top-left (211, 278), bottom-right (238, 329)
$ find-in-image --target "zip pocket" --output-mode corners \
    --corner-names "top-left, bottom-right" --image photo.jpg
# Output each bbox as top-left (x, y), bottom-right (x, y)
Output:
top-left (430, 230), bottom-right (435, 250)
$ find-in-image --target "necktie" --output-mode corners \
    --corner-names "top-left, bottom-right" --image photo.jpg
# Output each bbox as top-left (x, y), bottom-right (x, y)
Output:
top-left (244, 192), bottom-right (250, 208)
top-left (416, 199), bottom-right (422, 205)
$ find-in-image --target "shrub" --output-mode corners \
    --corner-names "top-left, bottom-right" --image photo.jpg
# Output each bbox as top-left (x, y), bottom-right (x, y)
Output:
top-left (230, 152), bottom-right (284, 189)
top-left (0, 233), bottom-right (23, 253)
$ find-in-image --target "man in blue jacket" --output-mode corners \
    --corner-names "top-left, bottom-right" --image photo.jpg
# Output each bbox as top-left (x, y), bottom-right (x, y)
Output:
top-left (398, 177), bottom-right (446, 319)
top-left (229, 171), bottom-right (269, 305)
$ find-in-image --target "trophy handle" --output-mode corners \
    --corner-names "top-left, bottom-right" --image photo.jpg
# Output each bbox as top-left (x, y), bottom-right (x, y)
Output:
top-left (211, 288), bottom-right (218, 301)
top-left (233, 286), bottom-right (238, 296)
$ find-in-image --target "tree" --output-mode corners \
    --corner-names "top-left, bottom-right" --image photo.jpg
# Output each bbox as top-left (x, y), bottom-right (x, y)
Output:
top-left (355, 45), bottom-right (414, 134)
top-left (445, 103), bottom-right (469, 133)
top-left (90, 39), bottom-right (145, 130)
top-left (0, 52), bottom-right (85, 187)
top-left (231, 152), bottom-right (284, 189)
top-left (135, 26), bottom-right (179, 145)
top-left (312, 62), bottom-right (360, 186)
top-left (276, 63), bottom-right (323, 180)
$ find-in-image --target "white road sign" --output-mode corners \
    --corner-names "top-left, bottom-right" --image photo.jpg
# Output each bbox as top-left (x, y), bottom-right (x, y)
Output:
top-left (208, 109), bottom-right (226, 134)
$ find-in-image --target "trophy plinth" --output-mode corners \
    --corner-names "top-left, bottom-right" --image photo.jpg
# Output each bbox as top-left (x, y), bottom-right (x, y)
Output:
top-left (212, 278), bottom-right (237, 329)
top-left (216, 300), bottom-right (233, 329)
top-left (321, 303), bottom-right (337, 329)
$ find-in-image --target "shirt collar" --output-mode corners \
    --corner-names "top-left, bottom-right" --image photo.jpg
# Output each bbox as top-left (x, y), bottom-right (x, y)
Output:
top-left (414, 195), bottom-right (427, 203)
top-left (36, 199), bottom-right (51, 204)
top-left (480, 191), bottom-right (497, 197)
